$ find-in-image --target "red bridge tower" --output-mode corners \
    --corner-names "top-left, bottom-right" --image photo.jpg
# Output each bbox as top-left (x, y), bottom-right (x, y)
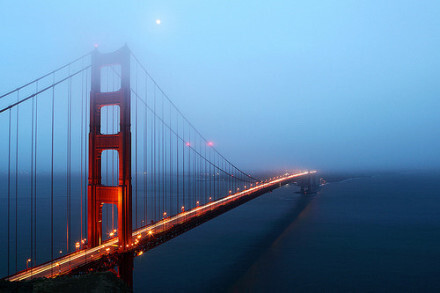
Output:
top-left (88, 46), bottom-right (132, 250)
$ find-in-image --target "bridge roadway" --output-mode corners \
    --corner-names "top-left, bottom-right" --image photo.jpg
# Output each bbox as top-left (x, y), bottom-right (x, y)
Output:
top-left (6, 171), bottom-right (313, 282)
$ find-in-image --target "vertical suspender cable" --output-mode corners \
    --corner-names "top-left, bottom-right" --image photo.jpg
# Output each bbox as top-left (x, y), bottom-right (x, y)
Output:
top-left (189, 129), bottom-right (192, 208)
top-left (188, 128), bottom-right (191, 208)
top-left (194, 138), bottom-right (197, 205)
top-left (194, 135), bottom-right (197, 206)
top-left (176, 114), bottom-right (179, 214)
top-left (150, 89), bottom-right (153, 224)
top-left (80, 68), bottom-right (84, 243)
top-left (209, 144), bottom-right (212, 201)
top-left (211, 155), bottom-right (213, 198)
top-left (211, 147), bottom-right (213, 199)
top-left (15, 91), bottom-right (19, 273)
top-left (196, 140), bottom-right (199, 204)
top-left (8, 109), bottom-right (11, 276)
top-left (198, 140), bottom-right (200, 204)
top-left (158, 95), bottom-right (161, 221)
top-left (192, 131), bottom-right (194, 206)
top-left (83, 68), bottom-right (87, 241)
top-left (201, 140), bottom-right (203, 203)
top-left (190, 128), bottom-right (192, 207)
top-left (67, 68), bottom-right (72, 252)
top-left (212, 152), bottom-right (215, 201)
top-left (217, 155), bottom-right (220, 198)
top-left (201, 141), bottom-right (203, 203)
top-left (169, 103), bottom-right (172, 216)
top-left (233, 165), bottom-right (235, 193)
top-left (226, 161), bottom-right (229, 197)
top-left (225, 161), bottom-right (228, 195)
top-left (30, 91), bottom-right (35, 270)
top-left (214, 154), bottom-right (217, 200)
top-left (112, 102), bottom-right (115, 230)
top-left (228, 164), bottom-right (234, 193)
top-left (162, 96), bottom-right (165, 219)
top-left (196, 139), bottom-right (199, 204)
top-left (153, 86), bottom-right (156, 222)
top-left (202, 142), bottom-right (204, 203)
top-left (135, 64), bottom-right (138, 229)
top-left (220, 159), bottom-right (222, 199)
top-left (150, 91), bottom-right (153, 224)
top-left (34, 82), bottom-right (38, 267)
top-left (50, 80), bottom-right (55, 275)
top-left (144, 76), bottom-right (148, 226)
top-left (223, 160), bottom-right (225, 199)
top-left (235, 167), bottom-right (238, 191)
top-left (183, 121), bottom-right (185, 211)
top-left (204, 143), bottom-right (207, 203)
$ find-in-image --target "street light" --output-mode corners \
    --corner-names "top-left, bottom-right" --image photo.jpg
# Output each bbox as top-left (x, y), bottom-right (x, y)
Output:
top-left (26, 258), bottom-right (31, 270)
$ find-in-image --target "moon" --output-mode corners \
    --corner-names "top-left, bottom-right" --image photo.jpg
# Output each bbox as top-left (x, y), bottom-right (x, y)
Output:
top-left (156, 19), bottom-right (161, 25)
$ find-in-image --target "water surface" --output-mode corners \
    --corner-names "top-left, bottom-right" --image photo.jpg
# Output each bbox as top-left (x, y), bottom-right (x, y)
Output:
top-left (133, 172), bottom-right (440, 292)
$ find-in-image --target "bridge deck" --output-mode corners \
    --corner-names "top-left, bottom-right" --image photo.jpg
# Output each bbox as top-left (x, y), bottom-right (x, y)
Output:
top-left (6, 172), bottom-right (311, 282)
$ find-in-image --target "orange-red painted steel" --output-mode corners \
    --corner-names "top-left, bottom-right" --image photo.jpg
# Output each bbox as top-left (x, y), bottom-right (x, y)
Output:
top-left (88, 46), bottom-right (132, 250)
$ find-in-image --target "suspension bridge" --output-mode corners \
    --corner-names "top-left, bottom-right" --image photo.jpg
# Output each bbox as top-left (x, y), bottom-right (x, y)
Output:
top-left (0, 46), bottom-right (317, 285)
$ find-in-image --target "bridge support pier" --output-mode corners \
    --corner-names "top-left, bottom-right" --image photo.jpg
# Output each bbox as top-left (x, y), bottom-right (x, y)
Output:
top-left (117, 252), bottom-right (134, 288)
top-left (88, 46), bottom-right (132, 250)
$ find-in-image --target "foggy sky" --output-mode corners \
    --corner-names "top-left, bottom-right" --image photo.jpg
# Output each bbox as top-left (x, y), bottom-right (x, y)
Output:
top-left (1, 0), bottom-right (439, 172)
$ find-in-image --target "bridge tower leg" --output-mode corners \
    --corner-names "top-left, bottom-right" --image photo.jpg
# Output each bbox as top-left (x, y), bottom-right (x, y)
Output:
top-left (88, 46), bottom-right (132, 251)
